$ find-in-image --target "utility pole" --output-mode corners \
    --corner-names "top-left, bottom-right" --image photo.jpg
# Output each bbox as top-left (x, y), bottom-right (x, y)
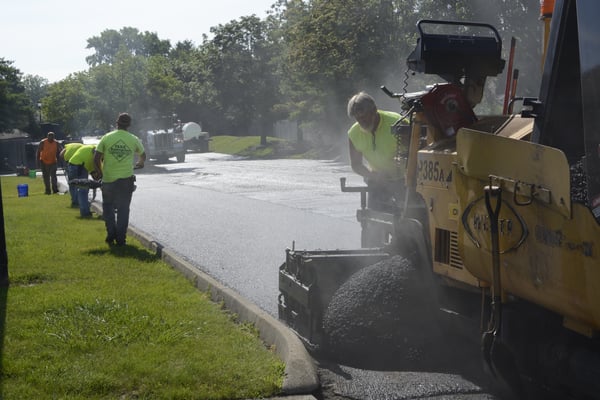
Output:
top-left (0, 177), bottom-right (8, 287)
top-left (0, 177), bottom-right (7, 377)
top-left (37, 102), bottom-right (42, 125)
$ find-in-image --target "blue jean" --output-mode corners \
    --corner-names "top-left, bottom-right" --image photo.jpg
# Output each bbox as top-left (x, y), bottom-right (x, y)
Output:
top-left (65, 164), bottom-right (78, 206)
top-left (68, 163), bottom-right (90, 216)
top-left (101, 177), bottom-right (135, 244)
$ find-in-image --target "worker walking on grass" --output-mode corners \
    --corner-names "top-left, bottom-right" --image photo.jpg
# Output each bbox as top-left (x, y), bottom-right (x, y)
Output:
top-left (94, 113), bottom-right (146, 246)
top-left (67, 144), bottom-right (99, 218)
top-left (36, 132), bottom-right (63, 195)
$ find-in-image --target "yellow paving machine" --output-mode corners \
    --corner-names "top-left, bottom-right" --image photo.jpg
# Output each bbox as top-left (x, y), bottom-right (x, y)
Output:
top-left (279, 0), bottom-right (600, 398)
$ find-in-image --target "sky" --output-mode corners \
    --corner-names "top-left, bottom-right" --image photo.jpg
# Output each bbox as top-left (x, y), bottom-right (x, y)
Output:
top-left (2, 0), bottom-right (277, 83)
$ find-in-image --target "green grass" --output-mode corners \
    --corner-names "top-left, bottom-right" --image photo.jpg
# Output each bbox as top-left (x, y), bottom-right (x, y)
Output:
top-left (209, 136), bottom-right (273, 156)
top-left (209, 135), bottom-right (319, 159)
top-left (0, 176), bottom-right (284, 399)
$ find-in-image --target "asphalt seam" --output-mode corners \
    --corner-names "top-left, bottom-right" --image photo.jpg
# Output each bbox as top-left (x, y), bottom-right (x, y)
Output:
top-left (91, 202), bottom-right (319, 397)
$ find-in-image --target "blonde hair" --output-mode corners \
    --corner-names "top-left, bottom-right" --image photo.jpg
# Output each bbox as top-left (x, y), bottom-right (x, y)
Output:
top-left (347, 92), bottom-right (377, 118)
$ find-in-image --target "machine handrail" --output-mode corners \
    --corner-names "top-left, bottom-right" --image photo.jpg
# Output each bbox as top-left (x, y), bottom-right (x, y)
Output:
top-left (416, 19), bottom-right (502, 44)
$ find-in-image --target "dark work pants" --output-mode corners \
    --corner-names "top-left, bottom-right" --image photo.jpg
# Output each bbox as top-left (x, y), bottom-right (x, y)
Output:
top-left (41, 162), bottom-right (58, 193)
top-left (101, 177), bottom-right (135, 244)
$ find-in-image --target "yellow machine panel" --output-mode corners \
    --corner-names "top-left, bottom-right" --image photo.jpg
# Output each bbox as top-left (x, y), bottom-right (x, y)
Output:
top-left (417, 147), bottom-right (481, 287)
top-left (455, 129), bottom-right (600, 334)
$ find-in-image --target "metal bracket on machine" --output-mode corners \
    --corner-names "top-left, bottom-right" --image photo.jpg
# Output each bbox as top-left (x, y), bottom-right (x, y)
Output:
top-left (489, 175), bottom-right (551, 206)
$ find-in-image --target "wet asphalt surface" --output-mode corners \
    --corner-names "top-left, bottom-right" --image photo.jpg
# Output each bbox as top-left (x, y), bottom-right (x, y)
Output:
top-left (87, 152), bottom-right (507, 399)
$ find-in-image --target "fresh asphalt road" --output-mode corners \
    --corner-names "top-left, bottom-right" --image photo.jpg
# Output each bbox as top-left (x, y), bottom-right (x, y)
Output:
top-left (90, 152), bottom-right (504, 400)
top-left (125, 153), bottom-right (364, 316)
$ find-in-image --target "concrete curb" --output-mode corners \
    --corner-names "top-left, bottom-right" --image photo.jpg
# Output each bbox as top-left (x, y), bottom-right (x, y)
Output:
top-left (91, 203), bottom-right (319, 396)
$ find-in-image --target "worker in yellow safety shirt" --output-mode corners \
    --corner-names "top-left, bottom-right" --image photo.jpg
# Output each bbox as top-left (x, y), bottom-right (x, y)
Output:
top-left (59, 142), bottom-right (83, 207)
top-left (67, 144), bottom-right (99, 218)
top-left (347, 91), bottom-right (407, 212)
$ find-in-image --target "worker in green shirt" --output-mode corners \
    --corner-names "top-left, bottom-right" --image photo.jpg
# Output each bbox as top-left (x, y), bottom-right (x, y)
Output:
top-left (60, 142), bottom-right (83, 207)
top-left (68, 144), bottom-right (98, 217)
top-left (94, 113), bottom-right (146, 246)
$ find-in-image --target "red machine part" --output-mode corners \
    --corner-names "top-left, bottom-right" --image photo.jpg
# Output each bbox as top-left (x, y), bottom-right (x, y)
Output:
top-left (420, 83), bottom-right (476, 137)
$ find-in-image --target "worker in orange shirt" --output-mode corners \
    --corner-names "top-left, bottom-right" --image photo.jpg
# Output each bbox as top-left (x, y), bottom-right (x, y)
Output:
top-left (36, 132), bottom-right (63, 195)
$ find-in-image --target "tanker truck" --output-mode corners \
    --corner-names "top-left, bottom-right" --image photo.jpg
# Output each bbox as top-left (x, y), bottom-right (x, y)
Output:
top-left (278, 1), bottom-right (600, 398)
top-left (178, 121), bottom-right (210, 153)
top-left (138, 119), bottom-right (209, 163)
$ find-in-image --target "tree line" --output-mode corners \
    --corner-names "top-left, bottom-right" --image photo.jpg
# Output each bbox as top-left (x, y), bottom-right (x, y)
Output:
top-left (1, 0), bottom-right (541, 143)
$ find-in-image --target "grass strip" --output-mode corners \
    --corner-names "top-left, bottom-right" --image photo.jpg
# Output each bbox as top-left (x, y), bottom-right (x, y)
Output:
top-left (0, 175), bottom-right (284, 399)
top-left (209, 135), bottom-right (318, 159)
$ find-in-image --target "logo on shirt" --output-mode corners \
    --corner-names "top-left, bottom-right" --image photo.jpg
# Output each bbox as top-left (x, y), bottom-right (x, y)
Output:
top-left (108, 139), bottom-right (132, 161)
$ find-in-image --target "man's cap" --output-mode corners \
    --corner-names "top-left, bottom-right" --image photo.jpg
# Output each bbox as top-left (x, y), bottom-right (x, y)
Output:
top-left (116, 113), bottom-right (131, 127)
top-left (47, 132), bottom-right (55, 136)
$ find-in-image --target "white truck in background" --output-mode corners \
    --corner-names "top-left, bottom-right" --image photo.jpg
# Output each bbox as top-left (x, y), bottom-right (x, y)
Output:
top-left (178, 122), bottom-right (210, 153)
top-left (138, 118), bottom-right (210, 163)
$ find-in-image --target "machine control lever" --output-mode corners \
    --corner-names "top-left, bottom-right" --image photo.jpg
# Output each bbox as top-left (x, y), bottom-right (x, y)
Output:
top-left (340, 177), bottom-right (368, 210)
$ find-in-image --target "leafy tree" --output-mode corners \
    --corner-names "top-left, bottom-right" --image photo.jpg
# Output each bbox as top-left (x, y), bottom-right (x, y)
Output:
top-left (167, 43), bottom-right (216, 125)
top-left (85, 51), bottom-right (149, 132)
top-left (169, 40), bottom-right (196, 60)
top-left (481, 0), bottom-right (541, 99)
top-left (85, 30), bottom-right (195, 132)
top-left (274, 0), bottom-right (542, 138)
top-left (0, 59), bottom-right (33, 133)
top-left (43, 73), bottom-right (91, 136)
top-left (37, 0), bottom-right (543, 144)
top-left (143, 55), bottom-right (185, 118)
top-left (202, 15), bottom-right (281, 140)
top-left (416, 0), bottom-right (476, 20)
top-left (85, 27), bottom-right (171, 66)
top-left (21, 74), bottom-right (48, 110)
top-left (278, 0), bottom-right (408, 141)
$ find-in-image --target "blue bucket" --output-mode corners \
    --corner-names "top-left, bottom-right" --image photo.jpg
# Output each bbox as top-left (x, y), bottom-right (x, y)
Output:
top-left (17, 184), bottom-right (28, 197)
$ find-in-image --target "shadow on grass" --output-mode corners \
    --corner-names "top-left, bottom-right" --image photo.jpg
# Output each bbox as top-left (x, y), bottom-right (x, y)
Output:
top-left (85, 245), bottom-right (160, 262)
